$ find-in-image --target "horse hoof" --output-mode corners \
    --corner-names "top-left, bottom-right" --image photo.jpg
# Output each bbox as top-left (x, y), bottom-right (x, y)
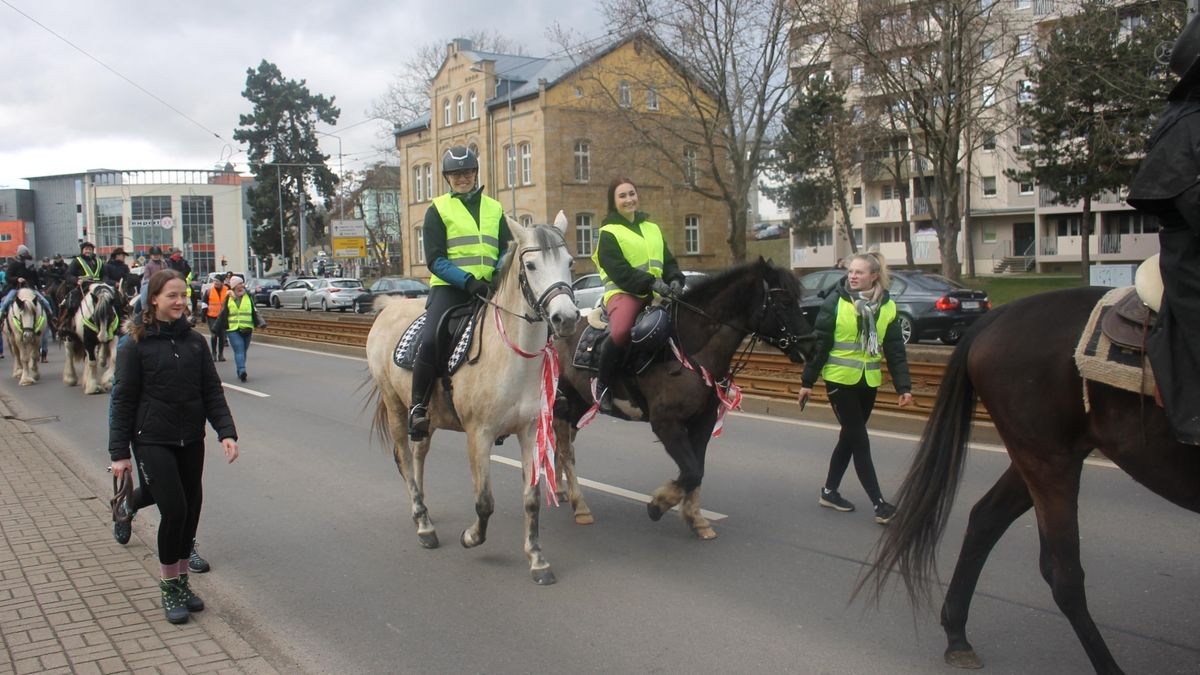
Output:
top-left (531, 568), bottom-right (557, 586)
top-left (693, 526), bottom-right (718, 540)
top-left (460, 530), bottom-right (485, 549)
top-left (574, 513), bottom-right (595, 526)
top-left (647, 502), bottom-right (665, 521)
top-left (944, 649), bottom-right (983, 669)
top-left (417, 531), bottom-right (440, 549)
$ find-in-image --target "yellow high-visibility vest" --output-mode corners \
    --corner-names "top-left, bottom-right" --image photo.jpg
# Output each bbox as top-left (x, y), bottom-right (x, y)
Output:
top-left (429, 193), bottom-right (503, 287)
top-left (592, 220), bottom-right (665, 305)
top-left (225, 294), bottom-right (254, 331)
top-left (821, 297), bottom-right (897, 388)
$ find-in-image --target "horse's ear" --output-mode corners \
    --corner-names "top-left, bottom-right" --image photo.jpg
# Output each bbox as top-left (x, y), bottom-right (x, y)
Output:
top-left (553, 210), bottom-right (568, 235)
top-left (509, 213), bottom-right (528, 237)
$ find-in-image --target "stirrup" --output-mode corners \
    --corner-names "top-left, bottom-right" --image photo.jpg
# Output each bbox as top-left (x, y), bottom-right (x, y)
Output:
top-left (408, 404), bottom-right (430, 440)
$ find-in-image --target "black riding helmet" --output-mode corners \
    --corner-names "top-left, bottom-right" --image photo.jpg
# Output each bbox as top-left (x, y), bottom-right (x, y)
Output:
top-left (80, 241), bottom-right (95, 252)
top-left (442, 145), bottom-right (478, 174)
top-left (148, 246), bottom-right (162, 256)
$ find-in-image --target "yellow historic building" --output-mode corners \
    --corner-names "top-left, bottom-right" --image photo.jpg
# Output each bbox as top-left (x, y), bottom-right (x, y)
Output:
top-left (394, 34), bottom-right (731, 279)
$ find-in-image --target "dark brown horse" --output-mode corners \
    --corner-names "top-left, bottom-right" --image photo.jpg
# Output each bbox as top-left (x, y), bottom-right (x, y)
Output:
top-left (859, 286), bottom-right (1199, 674)
top-left (552, 259), bottom-right (815, 538)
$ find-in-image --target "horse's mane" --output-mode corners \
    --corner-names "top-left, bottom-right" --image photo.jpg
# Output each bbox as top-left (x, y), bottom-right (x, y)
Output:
top-left (494, 223), bottom-right (568, 284)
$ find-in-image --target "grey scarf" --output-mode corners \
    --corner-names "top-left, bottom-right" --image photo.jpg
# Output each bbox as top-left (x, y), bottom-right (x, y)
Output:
top-left (853, 285), bottom-right (884, 357)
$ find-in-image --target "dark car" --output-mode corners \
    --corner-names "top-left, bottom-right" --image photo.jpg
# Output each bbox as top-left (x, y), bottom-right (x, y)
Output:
top-left (354, 276), bottom-right (431, 314)
top-left (798, 269), bottom-right (990, 344)
top-left (249, 279), bottom-right (281, 307)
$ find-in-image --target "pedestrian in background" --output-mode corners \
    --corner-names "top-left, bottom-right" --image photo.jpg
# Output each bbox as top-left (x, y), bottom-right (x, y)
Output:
top-left (797, 251), bottom-right (912, 525)
top-left (108, 269), bottom-right (238, 624)
top-left (214, 275), bottom-right (265, 382)
top-left (204, 274), bottom-right (229, 361)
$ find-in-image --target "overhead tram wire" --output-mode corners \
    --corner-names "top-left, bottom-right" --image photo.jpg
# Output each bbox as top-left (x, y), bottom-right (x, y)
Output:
top-left (2, 0), bottom-right (231, 146)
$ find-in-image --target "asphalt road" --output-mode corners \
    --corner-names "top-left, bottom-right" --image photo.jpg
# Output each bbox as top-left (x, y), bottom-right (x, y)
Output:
top-left (4, 337), bottom-right (1198, 674)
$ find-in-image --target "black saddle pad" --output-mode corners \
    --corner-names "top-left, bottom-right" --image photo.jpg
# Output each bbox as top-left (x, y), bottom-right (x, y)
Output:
top-left (570, 323), bottom-right (662, 374)
top-left (393, 304), bottom-right (479, 374)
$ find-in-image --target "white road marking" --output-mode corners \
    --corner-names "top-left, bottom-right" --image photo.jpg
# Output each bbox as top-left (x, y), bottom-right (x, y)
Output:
top-left (222, 383), bottom-right (270, 398)
top-left (489, 454), bottom-right (729, 521)
top-left (728, 410), bottom-right (1119, 469)
top-left (259, 341), bottom-right (367, 361)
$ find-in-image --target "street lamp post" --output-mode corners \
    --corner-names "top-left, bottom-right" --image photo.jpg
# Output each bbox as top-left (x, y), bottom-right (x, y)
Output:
top-left (470, 65), bottom-right (518, 216)
top-left (315, 131), bottom-right (345, 218)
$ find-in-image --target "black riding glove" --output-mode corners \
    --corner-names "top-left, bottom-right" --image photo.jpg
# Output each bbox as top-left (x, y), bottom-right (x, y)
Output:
top-left (465, 277), bottom-right (490, 298)
top-left (651, 279), bottom-right (672, 297)
top-left (669, 280), bottom-right (684, 295)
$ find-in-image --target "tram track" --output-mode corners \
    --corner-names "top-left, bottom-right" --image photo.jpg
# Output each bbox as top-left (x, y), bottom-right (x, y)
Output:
top-left (256, 309), bottom-right (990, 423)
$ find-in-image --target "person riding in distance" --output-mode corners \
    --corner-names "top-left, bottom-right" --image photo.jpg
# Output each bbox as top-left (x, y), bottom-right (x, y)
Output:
top-left (0, 244), bottom-right (55, 320)
top-left (407, 145), bottom-right (512, 440)
top-left (591, 177), bottom-right (685, 413)
top-left (101, 247), bottom-right (131, 287)
top-left (797, 252), bottom-right (912, 524)
top-left (108, 269), bottom-right (238, 624)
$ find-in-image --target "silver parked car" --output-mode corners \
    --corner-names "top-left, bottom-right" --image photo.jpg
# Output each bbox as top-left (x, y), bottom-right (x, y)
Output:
top-left (304, 278), bottom-right (364, 312)
top-left (269, 277), bottom-right (319, 309)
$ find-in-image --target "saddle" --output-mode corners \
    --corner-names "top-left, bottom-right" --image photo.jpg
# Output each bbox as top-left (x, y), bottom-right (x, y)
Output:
top-left (571, 306), bottom-right (664, 374)
top-left (392, 302), bottom-right (481, 375)
top-left (1100, 256), bottom-right (1162, 351)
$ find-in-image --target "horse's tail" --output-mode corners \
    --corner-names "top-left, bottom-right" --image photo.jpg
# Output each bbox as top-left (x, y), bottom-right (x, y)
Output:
top-left (856, 319), bottom-right (982, 609)
top-left (367, 380), bottom-right (393, 451)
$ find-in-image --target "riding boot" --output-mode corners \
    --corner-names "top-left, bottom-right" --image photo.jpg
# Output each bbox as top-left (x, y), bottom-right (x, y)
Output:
top-left (595, 337), bottom-right (625, 415)
top-left (408, 356), bottom-right (436, 441)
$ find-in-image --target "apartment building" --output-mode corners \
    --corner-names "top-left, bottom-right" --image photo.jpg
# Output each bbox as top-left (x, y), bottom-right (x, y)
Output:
top-left (393, 34), bottom-right (731, 279)
top-left (788, 0), bottom-right (1159, 275)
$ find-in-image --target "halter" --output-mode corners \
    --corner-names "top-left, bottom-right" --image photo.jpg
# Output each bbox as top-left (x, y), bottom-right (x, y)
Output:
top-left (670, 278), bottom-right (808, 365)
top-left (80, 285), bottom-right (119, 339)
top-left (8, 299), bottom-right (45, 334)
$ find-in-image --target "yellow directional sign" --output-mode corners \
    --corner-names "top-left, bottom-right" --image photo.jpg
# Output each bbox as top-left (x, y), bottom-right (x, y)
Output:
top-left (332, 237), bottom-right (366, 258)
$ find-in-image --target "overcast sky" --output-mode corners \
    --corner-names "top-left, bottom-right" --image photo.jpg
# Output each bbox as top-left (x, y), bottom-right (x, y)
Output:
top-left (0, 0), bottom-right (605, 189)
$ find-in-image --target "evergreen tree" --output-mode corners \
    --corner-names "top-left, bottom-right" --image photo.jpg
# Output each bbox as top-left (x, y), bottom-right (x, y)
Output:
top-left (1009, 2), bottom-right (1181, 281)
top-left (234, 60), bottom-right (340, 271)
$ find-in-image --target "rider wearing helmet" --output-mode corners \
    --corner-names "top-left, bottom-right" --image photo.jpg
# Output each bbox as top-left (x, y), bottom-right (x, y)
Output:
top-left (0, 245), bottom-right (55, 358)
top-left (407, 145), bottom-right (513, 440)
top-left (66, 241), bottom-right (101, 287)
top-left (591, 177), bottom-right (685, 413)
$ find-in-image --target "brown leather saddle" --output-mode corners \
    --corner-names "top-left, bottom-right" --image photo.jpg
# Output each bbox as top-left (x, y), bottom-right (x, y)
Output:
top-left (1100, 289), bottom-right (1156, 351)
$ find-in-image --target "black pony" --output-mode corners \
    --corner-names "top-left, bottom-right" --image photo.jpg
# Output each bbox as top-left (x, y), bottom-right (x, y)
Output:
top-left (552, 258), bottom-right (815, 537)
top-left (858, 287), bottom-right (1199, 674)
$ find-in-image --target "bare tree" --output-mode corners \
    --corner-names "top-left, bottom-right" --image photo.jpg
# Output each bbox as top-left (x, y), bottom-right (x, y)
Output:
top-left (344, 164), bottom-right (403, 276)
top-left (371, 31), bottom-right (526, 128)
top-left (821, 0), bottom-right (1024, 279)
top-left (556, 0), bottom-right (799, 263)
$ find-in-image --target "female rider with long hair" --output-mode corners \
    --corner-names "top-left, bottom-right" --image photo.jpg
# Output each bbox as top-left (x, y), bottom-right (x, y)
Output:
top-left (108, 269), bottom-right (238, 624)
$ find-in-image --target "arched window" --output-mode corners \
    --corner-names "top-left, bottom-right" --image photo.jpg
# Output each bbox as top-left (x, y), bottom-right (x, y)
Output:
top-left (618, 81), bottom-right (631, 108)
top-left (455, 96), bottom-right (464, 123)
top-left (469, 91), bottom-right (478, 119)
top-left (443, 99), bottom-right (452, 126)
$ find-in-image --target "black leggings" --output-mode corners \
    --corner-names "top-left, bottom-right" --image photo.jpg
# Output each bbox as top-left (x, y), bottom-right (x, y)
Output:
top-left (132, 442), bottom-right (205, 565)
top-left (824, 376), bottom-right (883, 503)
top-left (415, 285), bottom-right (472, 365)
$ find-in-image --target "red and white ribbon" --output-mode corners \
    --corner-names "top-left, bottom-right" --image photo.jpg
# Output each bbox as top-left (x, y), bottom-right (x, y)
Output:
top-left (494, 306), bottom-right (559, 506)
top-left (668, 338), bottom-right (742, 437)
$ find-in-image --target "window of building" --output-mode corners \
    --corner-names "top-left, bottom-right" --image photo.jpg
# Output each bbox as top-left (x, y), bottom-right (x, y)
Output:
top-left (469, 91), bottom-right (478, 119)
top-left (574, 86), bottom-right (583, 98)
top-left (574, 141), bottom-right (590, 183)
top-left (424, 164), bottom-right (433, 200)
top-left (181, 195), bottom-right (215, 276)
top-left (851, 65), bottom-right (864, 84)
top-left (877, 225), bottom-right (903, 242)
top-left (683, 147), bottom-right (698, 185)
top-left (684, 215), bottom-right (700, 254)
top-left (851, 105), bottom-right (865, 124)
top-left (456, 96), bottom-right (464, 123)
top-left (1017, 33), bottom-right (1033, 56)
top-left (882, 184), bottom-right (909, 200)
top-left (1017, 79), bottom-right (1034, 104)
top-left (809, 229), bottom-right (834, 247)
top-left (520, 215), bottom-right (533, 226)
top-left (618, 81), bottom-right (631, 108)
top-left (413, 167), bottom-right (423, 202)
top-left (520, 142), bottom-right (532, 185)
top-left (980, 40), bottom-right (996, 61)
top-left (982, 225), bottom-right (997, 243)
top-left (647, 85), bottom-right (659, 111)
top-left (130, 195), bottom-right (172, 250)
top-left (1108, 211), bottom-right (1158, 234)
top-left (1054, 215), bottom-right (1092, 236)
top-left (1014, 0), bottom-right (1031, 8)
top-left (982, 176), bottom-right (997, 197)
top-left (1018, 126), bottom-right (1034, 148)
top-left (1019, 180), bottom-right (1035, 195)
top-left (852, 187), bottom-right (863, 206)
top-left (1119, 14), bottom-right (1145, 40)
top-left (575, 213), bottom-right (594, 255)
top-left (94, 197), bottom-right (123, 249)
top-left (0, 234), bottom-right (10, 242)
top-left (415, 227), bottom-right (425, 264)
top-left (982, 133), bottom-right (997, 150)
top-left (505, 145), bottom-right (517, 187)
top-left (981, 85), bottom-right (996, 108)
top-left (443, 99), bottom-right (451, 126)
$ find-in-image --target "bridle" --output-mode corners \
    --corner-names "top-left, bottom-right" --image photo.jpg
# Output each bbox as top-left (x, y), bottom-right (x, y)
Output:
top-left (486, 232), bottom-right (575, 333)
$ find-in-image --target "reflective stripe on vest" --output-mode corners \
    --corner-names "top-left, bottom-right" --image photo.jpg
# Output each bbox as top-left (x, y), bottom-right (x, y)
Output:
top-left (820, 297), bottom-right (897, 387)
top-left (592, 220), bottom-right (665, 305)
top-left (207, 286), bottom-right (229, 318)
top-left (76, 257), bottom-right (100, 280)
top-left (429, 193), bottom-right (503, 287)
top-left (226, 294), bottom-right (254, 331)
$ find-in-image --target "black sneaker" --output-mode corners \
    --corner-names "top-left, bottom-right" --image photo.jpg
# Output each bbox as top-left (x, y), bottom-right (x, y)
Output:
top-left (238, 371), bottom-right (247, 382)
top-left (873, 501), bottom-right (897, 525)
top-left (188, 540), bottom-right (211, 574)
top-left (112, 498), bottom-right (134, 545)
top-left (819, 488), bottom-right (855, 512)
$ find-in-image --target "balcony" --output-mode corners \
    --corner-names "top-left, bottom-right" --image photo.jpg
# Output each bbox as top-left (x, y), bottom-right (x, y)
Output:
top-left (791, 243), bottom-right (838, 269)
top-left (864, 197), bottom-right (932, 223)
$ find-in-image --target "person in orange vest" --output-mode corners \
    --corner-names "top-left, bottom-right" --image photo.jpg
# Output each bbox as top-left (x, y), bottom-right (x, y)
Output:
top-left (204, 274), bottom-right (230, 361)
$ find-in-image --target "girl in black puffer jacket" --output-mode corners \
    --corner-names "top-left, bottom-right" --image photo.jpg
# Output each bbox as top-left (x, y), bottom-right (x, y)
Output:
top-left (108, 269), bottom-right (239, 624)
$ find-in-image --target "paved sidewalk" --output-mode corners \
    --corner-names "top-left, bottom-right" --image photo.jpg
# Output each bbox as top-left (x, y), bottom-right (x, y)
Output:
top-left (0, 398), bottom-right (277, 675)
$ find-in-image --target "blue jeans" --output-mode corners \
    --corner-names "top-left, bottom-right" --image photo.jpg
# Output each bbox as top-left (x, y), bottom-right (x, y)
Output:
top-left (0, 288), bottom-right (54, 319)
top-left (227, 329), bottom-right (252, 376)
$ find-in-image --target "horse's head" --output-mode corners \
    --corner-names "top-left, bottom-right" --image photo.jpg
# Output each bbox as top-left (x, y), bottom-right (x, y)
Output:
top-left (9, 288), bottom-right (45, 342)
top-left (81, 282), bottom-right (119, 342)
top-left (502, 211), bottom-right (580, 337)
top-left (754, 259), bottom-right (816, 365)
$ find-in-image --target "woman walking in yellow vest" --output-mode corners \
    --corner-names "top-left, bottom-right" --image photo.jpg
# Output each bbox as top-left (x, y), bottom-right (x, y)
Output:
top-left (408, 146), bottom-right (513, 439)
top-left (797, 252), bottom-right (912, 524)
top-left (592, 178), bottom-right (686, 412)
top-left (213, 276), bottom-right (265, 382)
